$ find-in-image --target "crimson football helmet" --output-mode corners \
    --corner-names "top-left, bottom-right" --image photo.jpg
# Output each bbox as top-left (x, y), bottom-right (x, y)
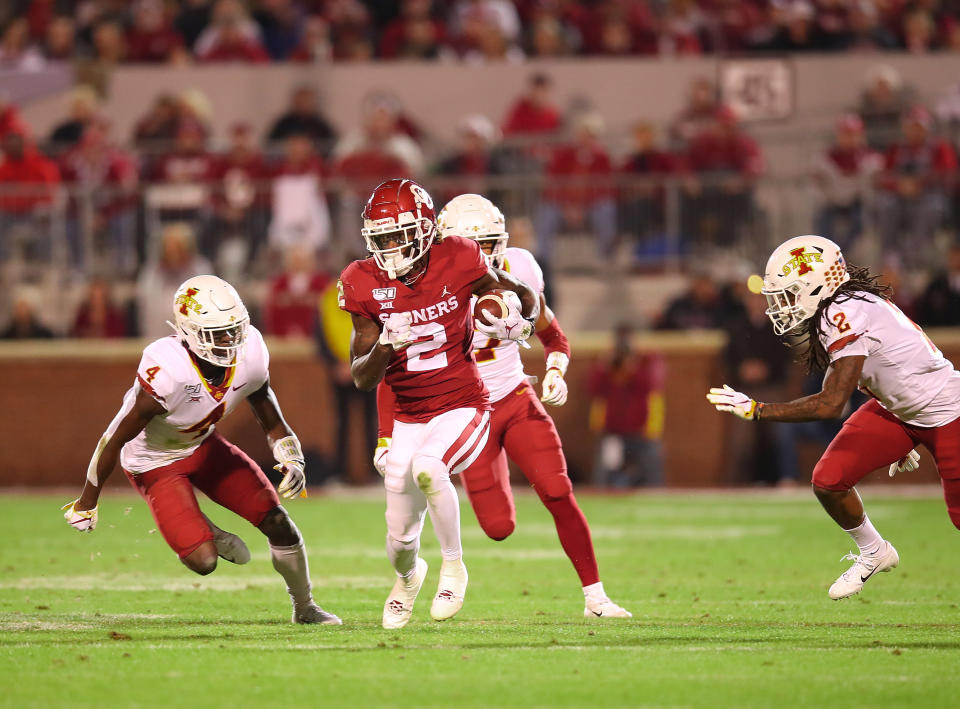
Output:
top-left (361, 178), bottom-right (437, 279)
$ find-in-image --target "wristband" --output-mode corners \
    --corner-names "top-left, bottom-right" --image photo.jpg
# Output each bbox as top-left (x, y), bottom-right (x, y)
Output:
top-left (273, 435), bottom-right (304, 465)
top-left (376, 437), bottom-right (391, 449)
top-left (545, 351), bottom-right (569, 376)
top-left (754, 402), bottom-right (764, 421)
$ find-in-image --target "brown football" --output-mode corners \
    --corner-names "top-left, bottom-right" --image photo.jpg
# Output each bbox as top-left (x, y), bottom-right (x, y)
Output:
top-left (474, 289), bottom-right (509, 323)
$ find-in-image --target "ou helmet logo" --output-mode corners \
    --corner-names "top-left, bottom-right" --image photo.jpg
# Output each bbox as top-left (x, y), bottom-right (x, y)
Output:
top-left (409, 183), bottom-right (433, 210)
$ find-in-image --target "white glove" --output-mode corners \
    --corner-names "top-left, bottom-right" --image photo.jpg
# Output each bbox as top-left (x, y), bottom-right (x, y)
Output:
top-left (378, 312), bottom-right (414, 350)
top-left (541, 352), bottom-right (569, 407)
top-left (62, 499), bottom-right (98, 532)
top-left (273, 435), bottom-right (307, 499)
top-left (889, 449), bottom-right (920, 477)
top-left (475, 291), bottom-right (533, 342)
top-left (706, 384), bottom-right (760, 420)
top-left (373, 437), bottom-right (391, 477)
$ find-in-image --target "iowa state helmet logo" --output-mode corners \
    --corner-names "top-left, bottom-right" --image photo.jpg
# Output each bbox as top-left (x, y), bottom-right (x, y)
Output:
top-left (781, 247), bottom-right (823, 277)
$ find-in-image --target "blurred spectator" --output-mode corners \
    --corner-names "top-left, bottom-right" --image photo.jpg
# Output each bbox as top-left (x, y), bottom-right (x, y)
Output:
top-left (683, 105), bottom-right (763, 247)
top-left (266, 85), bottom-right (338, 158)
top-left (763, 0), bottom-right (819, 52)
top-left (811, 113), bottom-right (883, 251)
top-left (657, 271), bottom-right (725, 330)
top-left (90, 20), bottom-right (126, 65)
top-left (125, 0), bottom-right (188, 64)
top-left (265, 244), bottom-right (332, 337)
top-left (194, 0), bottom-right (262, 55)
top-left (528, 15), bottom-right (573, 57)
top-left (0, 94), bottom-right (28, 141)
top-left (435, 114), bottom-right (506, 202)
top-left (148, 121), bottom-right (216, 235)
top-left (668, 76), bottom-right (717, 150)
top-left (269, 133), bottom-right (331, 255)
top-left (132, 94), bottom-right (180, 152)
top-left (856, 65), bottom-right (916, 150)
top-left (332, 93), bottom-right (424, 175)
top-left (48, 85), bottom-right (99, 152)
top-left (315, 273), bottom-right (378, 483)
top-left (288, 15), bottom-right (332, 62)
top-left (619, 120), bottom-right (679, 248)
top-left (196, 14), bottom-right (270, 62)
top-left (70, 278), bottom-right (128, 338)
top-left (1, 286), bottom-right (54, 339)
top-left (175, 0), bottom-right (214, 50)
top-left (59, 120), bottom-right (139, 274)
top-left (534, 112), bottom-right (617, 263)
top-left (721, 286), bottom-right (797, 485)
top-left (658, 0), bottom-right (706, 55)
top-left (44, 15), bottom-right (76, 60)
top-left (588, 323), bottom-right (666, 487)
top-left (902, 7), bottom-right (937, 53)
top-left (208, 122), bottom-right (268, 272)
top-left (136, 222), bottom-right (212, 339)
top-left (252, 0), bottom-right (305, 60)
top-left (875, 106), bottom-right (957, 267)
top-left (0, 131), bottom-right (61, 263)
top-left (916, 245), bottom-right (960, 326)
top-left (502, 72), bottom-right (561, 137)
top-left (379, 0), bottom-right (449, 59)
top-left (0, 17), bottom-right (45, 69)
top-left (451, 0), bottom-right (524, 62)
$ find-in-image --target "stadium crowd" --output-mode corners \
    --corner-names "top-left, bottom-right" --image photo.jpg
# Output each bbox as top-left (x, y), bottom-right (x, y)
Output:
top-left (2, 0), bottom-right (960, 66)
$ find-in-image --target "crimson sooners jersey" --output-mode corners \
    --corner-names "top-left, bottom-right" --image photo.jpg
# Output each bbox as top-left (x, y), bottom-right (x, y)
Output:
top-left (472, 247), bottom-right (545, 402)
top-left (339, 236), bottom-right (491, 422)
top-left (115, 326), bottom-right (270, 473)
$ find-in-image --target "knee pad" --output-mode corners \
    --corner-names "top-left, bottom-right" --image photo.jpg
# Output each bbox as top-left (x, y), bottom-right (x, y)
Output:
top-left (411, 455), bottom-right (450, 496)
top-left (387, 531), bottom-right (419, 549)
top-left (480, 514), bottom-right (515, 542)
top-left (535, 474), bottom-right (573, 503)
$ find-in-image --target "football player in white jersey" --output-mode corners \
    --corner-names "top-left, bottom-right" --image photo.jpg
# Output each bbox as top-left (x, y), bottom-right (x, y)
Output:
top-left (708, 235), bottom-right (960, 600)
top-left (376, 194), bottom-right (631, 618)
top-left (62, 275), bottom-right (341, 624)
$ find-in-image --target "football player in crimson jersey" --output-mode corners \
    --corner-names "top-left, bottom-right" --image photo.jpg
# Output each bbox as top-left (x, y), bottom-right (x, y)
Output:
top-left (339, 178), bottom-right (540, 629)
top-left (375, 194), bottom-right (631, 618)
top-left (709, 235), bottom-right (960, 600)
top-left (63, 275), bottom-right (340, 625)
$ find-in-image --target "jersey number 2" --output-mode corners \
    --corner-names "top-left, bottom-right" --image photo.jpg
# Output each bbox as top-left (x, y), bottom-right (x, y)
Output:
top-left (406, 323), bottom-right (448, 372)
top-left (832, 312), bottom-right (851, 333)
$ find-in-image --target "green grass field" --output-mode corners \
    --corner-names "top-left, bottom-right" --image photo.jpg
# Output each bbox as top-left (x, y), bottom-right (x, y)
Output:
top-left (1, 489), bottom-right (959, 709)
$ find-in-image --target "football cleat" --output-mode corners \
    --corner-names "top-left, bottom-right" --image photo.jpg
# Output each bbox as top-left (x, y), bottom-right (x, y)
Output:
top-left (292, 602), bottom-right (342, 625)
top-left (211, 526), bottom-right (250, 565)
top-left (828, 541), bottom-right (899, 600)
top-left (584, 595), bottom-right (633, 619)
top-left (430, 558), bottom-right (468, 621)
top-left (383, 557), bottom-right (428, 630)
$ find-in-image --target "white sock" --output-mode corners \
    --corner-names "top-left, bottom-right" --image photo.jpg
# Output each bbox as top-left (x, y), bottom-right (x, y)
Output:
top-left (583, 581), bottom-right (606, 599)
top-left (270, 541), bottom-right (313, 607)
top-left (844, 515), bottom-right (884, 556)
top-left (425, 481), bottom-right (462, 561)
top-left (387, 534), bottom-right (419, 579)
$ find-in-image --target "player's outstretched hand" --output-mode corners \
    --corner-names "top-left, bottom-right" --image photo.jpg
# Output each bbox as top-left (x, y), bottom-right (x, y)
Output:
top-left (378, 312), bottom-right (414, 350)
top-left (275, 461), bottom-right (306, 499)
top-left (541, 368), bottom-right (568, 407)
top-left (889, 448), bottom-right (920, 477)
top-left (475, 291), bottom-right (533, 342)
top-left (373, 437), bottom-right (391, 477)
top-left (706, 384), bottom-right (759, 420)
top-left (62, 499), bottom-right (98, 532)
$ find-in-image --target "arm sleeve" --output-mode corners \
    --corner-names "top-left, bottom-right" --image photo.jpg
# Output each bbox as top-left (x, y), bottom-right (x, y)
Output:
top-left (820, 301), bottom-right (872, 363)
top-left (536, 317), bottom-right (571, 359)
top-left (377, 380), bottom-right (396, 438)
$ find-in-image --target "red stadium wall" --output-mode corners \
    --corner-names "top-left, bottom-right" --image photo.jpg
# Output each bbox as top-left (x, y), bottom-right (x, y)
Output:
top-left (1, 333), bottom-right (954, 489)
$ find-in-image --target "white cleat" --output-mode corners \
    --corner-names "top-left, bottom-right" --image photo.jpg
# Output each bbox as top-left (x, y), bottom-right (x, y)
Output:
top-left (430, 558), bottom-right (468, 621)
top-left (828, 541), bottom-right (899, 600)
top-left (584, 595), bottom-right (633, 619)
top-left (212, 528), bottom-right (250, 565)
top-left (292, 602), bottom-right (342, 625)
top-left (382, 557), bottom-right (428, 630)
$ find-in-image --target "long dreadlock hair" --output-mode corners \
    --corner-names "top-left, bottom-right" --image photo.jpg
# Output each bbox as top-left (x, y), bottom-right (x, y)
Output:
top-left (794, 263), bottom-right (892, 373)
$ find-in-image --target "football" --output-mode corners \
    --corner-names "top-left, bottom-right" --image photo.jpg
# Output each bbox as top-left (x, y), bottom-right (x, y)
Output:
top-left (474, 289), bottom-right (509, 323)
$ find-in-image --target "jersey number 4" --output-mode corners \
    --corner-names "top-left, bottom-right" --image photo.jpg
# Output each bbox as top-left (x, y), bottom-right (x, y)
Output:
top-left (406, 323), bottom-right (448, 372)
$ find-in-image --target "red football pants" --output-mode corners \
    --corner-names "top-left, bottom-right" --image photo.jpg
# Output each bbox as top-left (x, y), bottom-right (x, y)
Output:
top-left (461, 383), bottom-right (600, 586)
top-left (813, 399), bottom-right (960, 528)
top-left (125, 433), bottom-right (280, 558)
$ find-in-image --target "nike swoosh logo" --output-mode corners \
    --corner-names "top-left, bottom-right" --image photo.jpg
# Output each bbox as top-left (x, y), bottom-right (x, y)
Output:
top-left (592, 610), bottom-right (602, 617)
top-left (861, 567), bottom-right (879, 583)
top-left (232, 383), bottom-right (246, 391)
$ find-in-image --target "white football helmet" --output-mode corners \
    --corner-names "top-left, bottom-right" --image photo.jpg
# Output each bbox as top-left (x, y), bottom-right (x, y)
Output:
top-left (171, 275), bottom-right (249, 367)
top-left (762, 235), bottom-right (850, 336)
top-left (437, 193), bottom-right (508, 269)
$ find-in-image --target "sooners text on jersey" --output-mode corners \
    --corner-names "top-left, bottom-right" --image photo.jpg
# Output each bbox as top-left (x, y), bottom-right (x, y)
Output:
top-left (472, 247), bottom-right (544, 403)
top-left (339, 236), bottom-right (491, 423)
top-left (118, 326), bottom-right (271, 473)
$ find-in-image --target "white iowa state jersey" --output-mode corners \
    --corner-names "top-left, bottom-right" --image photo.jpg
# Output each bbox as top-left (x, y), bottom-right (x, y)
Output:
top-left (820, 293), bottom-right (960, 427)
top-left (116, 326), bottom-right (270, 473)
top-left (473, 247), bottom-right (545, 403)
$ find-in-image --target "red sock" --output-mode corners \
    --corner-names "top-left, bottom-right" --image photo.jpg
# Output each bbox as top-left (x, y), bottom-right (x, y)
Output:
top-left (541, 493), bottom-right (600, 587)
